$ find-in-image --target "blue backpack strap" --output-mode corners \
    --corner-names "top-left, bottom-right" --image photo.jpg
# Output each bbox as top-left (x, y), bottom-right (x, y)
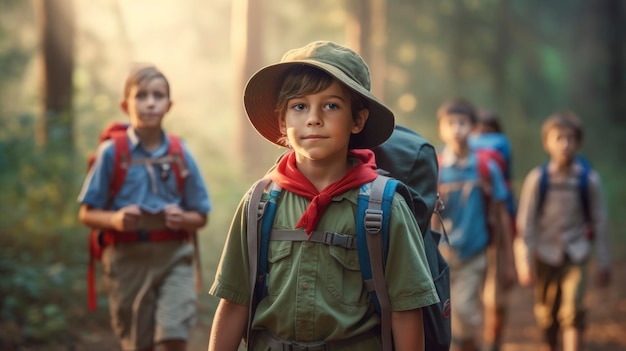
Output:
top-left (577, 157), bottom-right (591, 223)
top-left (537, 162), bottom-right (549, 215)
top-left (357, 174), bottom-right (398, 351)
top-left (256, 181), bottom-right (282, 301)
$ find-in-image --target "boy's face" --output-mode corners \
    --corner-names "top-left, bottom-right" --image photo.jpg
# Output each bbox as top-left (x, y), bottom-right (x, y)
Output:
top-left (438, 113), bottom-right (473, 148)
top-left (121, 77), bottom-right (172, 130)
top-left (278, 80), bottom-right (368, 163)
top-left (544, 126), bottom-right (579, 166)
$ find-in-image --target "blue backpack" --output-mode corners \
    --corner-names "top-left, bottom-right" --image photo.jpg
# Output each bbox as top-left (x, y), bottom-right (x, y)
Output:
top-left (537, 155), bottom-right (593, 239)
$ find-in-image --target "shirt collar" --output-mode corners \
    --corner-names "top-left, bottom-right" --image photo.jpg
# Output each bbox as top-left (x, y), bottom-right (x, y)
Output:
top-left (126, 127), bottom-right (168, 153)
top-left (440, 147), bottom-right (476, 168)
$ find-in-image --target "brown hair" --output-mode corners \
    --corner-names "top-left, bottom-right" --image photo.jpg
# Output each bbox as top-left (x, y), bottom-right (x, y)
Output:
top-left (123, 64), bottom-right (170, 99)
top-left (541, 111), bottom-right (583, 144)
top-left (437, 98), bottom-right (477, 124)
top-left (274, 65), bottom-right (368, 146)
top-left (477, 109), bottom-right (503, 133)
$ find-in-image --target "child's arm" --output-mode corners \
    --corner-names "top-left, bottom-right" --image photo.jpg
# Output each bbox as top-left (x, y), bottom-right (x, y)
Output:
top-left (392, 308), bottom-right (424, 351)
top-left (515, 169), bottom-right (541, 286)
top-left (589, 171), bottom-right (611, 287)
top-left (208, 298), bottom-right (248, 351)
top-left (78, 203), bottom-right (141, 232)
top-left (496, 201), bottom-right (516, 289)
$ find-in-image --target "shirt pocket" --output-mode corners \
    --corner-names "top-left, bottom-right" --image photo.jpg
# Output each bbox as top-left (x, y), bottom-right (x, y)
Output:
top-left (266, 241), bottom-right (293, 297)
top-left (326, 245), bottom-right (366, 306)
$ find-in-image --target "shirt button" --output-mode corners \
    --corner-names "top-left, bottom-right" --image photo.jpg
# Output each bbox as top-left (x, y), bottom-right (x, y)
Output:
top-left (302, 281), bottom-right (309, 289)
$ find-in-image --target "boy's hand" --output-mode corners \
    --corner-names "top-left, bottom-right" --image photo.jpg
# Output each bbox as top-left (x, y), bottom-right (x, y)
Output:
top-left (596, 268), bottom-right (611, 288)
top-left (164, 204), bottom-right (184, 230)
top-left (111, 205), bottom-right (141, 232)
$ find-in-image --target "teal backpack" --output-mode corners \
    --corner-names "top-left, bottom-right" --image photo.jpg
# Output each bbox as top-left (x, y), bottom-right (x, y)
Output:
top-left (245, 125), bottom-right (451, 351)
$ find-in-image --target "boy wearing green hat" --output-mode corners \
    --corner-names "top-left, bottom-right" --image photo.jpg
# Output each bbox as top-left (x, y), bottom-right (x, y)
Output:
top-left (208, 41), bottom-right (439, 351)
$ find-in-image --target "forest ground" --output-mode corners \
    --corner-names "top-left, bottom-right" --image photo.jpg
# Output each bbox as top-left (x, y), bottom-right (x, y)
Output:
top-left (14, 259), bottom-right (626, 351)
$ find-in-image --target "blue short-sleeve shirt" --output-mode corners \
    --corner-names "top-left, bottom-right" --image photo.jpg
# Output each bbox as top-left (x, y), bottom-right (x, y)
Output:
top-left (438, 148), bottom-right (507, 259)
top-left (77, 128), bottom-right (211, 214)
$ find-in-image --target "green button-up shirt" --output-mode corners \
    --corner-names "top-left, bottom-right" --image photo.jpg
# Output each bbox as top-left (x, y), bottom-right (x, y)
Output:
top-left (210, 185), bottom-right (438, 350)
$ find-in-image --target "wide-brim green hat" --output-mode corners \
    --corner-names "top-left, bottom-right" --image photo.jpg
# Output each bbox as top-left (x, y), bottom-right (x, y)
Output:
top-left (244, 41), bottom-right (395, 149)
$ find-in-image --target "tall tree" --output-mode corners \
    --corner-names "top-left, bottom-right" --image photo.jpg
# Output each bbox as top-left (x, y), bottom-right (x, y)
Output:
top-left (345, 0), bottom-right (388, 98)
top-left (232, 0), bottom-right (273, 178)
top-left (36, 0), bottom-right (74, 147)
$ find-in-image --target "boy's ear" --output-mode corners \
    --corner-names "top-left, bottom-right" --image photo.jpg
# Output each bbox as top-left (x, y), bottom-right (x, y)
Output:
top-left (278, 115), bottom-right (287, 135)
top-left (120, 100), bottom-right (129, 114)
top-left (352, 109), bottom-right (369, 134)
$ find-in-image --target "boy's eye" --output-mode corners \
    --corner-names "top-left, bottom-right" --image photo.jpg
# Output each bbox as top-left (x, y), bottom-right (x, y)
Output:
top-left (325, 103), bottom-right (339, 110)
top-left (136, 91), bottom-right (147, 99)
top-left (153, 92), bottom-right (165, 99)
top-left (291, 103), bottom-right (306, 111)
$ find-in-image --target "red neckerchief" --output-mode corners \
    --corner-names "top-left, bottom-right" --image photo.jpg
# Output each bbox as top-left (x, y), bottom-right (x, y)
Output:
top-left (269, 149), bottom-right (378, 235)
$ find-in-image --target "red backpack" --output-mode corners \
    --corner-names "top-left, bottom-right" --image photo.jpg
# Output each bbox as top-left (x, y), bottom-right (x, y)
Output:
top-left (85, 122), bottom-right (188, 311)
top-left (476, 149), bottom-right (509, 240)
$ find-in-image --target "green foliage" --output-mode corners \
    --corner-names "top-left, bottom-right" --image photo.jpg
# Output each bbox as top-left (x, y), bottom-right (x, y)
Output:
top-left (0, 117), bottom-right (88, 344)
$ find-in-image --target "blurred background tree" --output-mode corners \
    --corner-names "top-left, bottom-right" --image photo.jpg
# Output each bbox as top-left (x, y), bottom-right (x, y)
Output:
top-left (0, 0), bottom-right (624, 348)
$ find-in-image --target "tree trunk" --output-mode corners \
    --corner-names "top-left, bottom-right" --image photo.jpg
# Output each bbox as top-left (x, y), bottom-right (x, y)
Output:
top-left (232, 0), bottom-right (271, 178)
top-left (37, 0), bottom-right (74, 147)
top-left (345, 0), bottom-right (370, 60)
top-left (370, 0), bottom-right (387, 99)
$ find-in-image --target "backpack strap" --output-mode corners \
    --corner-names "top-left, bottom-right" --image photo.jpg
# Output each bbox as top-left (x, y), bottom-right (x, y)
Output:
top-left (537, 162), bottom-right (550, 215)
top-left (110, 133), bottom-right (131, 200)
top-left (166, 134), bottom-right (189, 195)
top-left (88, 132), bottom-right (129, 312)
top-left (356, 175), bottom-right (397, 351)
top-left (245, 178), bottom-right (274, 348)
top-left (578, 160), bottom-right (591, 223)
top-left (537, 159), bottom-right (591, 219)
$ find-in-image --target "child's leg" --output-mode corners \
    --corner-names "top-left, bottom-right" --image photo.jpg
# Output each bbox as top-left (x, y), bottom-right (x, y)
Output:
top-left (482, 245), bottom-right (507, 351)
top-left (449, 252), bottom-right (487, 351)
top-left (533, 259), bottom-right (562, 351)
top-left (102, 245), bottom-right (157, 351)
top-left (557, 258), bottom-right (588, 351)
top-left (154, 243), bottom-right (196, 350)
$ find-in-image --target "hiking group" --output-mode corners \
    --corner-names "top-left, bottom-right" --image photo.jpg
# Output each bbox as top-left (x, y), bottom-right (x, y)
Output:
top-left (77, 40), bottom-right (611, 351)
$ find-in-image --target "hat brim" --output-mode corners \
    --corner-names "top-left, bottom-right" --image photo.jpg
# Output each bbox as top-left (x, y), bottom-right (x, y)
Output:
top-left (244, 60), bottom-right (394, 149)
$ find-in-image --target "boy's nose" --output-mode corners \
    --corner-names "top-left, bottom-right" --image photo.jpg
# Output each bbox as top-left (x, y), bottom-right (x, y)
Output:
top-left (306, 110), bottom-right (322, 126)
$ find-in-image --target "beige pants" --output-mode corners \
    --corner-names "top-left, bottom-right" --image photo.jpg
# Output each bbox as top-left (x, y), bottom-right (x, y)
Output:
top-left (102, 241), bottom-right (196, 351)
top-left (441, 246), bottom-right (487, 341)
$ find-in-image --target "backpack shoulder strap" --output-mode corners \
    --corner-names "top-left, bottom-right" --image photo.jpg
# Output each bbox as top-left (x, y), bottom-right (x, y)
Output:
top-left (578, 160), bottom-right (591, 222)
top-left (166, 134), bottom-right (189, 195)
top-left (356, 174), bottom-right (397, 351)
top-left (245, 178), bottom-right (277, 348)
top-left (110, 133), bottom-right (130, 201)
top-left (537, 162), bottom-right (550, 215)
top-left (476, 150), bottom-right (493, 185)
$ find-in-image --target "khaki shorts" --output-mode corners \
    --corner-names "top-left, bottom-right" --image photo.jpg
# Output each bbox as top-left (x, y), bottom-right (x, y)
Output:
top-left (102, 241), bottom-right (196, 351)
top-left (482, 244), bottom-right (509, 309)
top-left (441, 246), bottom-right (487, 341)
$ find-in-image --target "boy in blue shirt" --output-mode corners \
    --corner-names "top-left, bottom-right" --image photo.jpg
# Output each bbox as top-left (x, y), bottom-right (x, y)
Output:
top-left (469, 109), bottom-right (517, 351)
top-left (434, 98), bottom-right (515, 351)
top-left (77, 65), bottom-right (211, 351)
